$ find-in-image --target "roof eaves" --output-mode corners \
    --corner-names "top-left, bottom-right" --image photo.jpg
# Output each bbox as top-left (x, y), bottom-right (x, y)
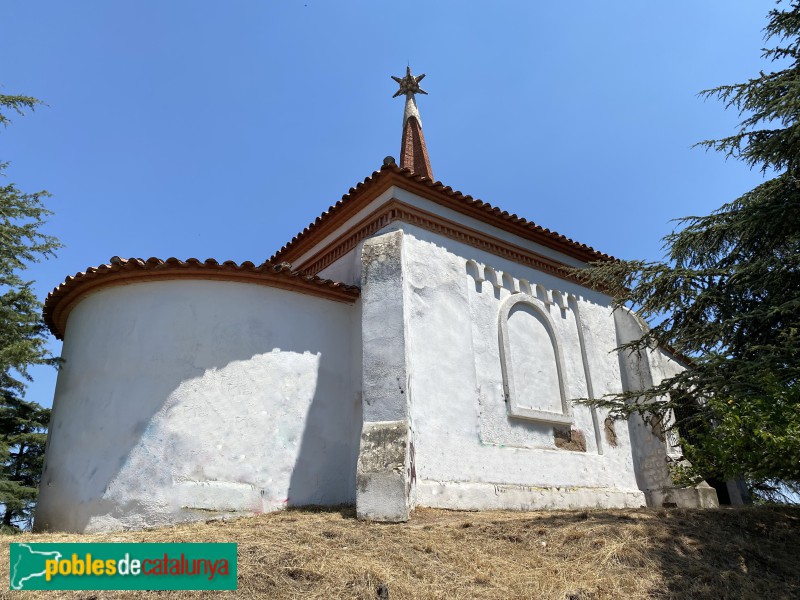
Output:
top-left (43, 257), bottom-right (360, 340)
top-left (270, 164), bottom-right (614, 267)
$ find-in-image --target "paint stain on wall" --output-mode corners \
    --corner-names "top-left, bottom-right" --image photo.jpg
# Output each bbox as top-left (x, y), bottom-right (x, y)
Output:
top-left (604, 417), bottom-right (618, 448)
top-left (553, 427), bottom-right (587, 452)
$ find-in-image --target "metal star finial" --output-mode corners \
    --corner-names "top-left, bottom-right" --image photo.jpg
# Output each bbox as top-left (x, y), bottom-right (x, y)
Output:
top-left (392, 66), bottom-right (427, 98)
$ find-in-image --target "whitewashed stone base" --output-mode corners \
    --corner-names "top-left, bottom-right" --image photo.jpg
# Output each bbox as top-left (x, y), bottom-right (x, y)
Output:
top-left (646, 483), bottom-right (719, 509)
top-left (356, 420), bottom-right (411, 522)
top-left (416, 480), bottom-right (647, 511)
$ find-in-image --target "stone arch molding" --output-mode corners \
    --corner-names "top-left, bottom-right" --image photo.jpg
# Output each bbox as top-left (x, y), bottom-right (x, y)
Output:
top-left (497, 294), bottom-right (573, 425)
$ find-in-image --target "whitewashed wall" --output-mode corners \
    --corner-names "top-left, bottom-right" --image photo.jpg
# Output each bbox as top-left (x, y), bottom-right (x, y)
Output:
top-left (615, 308), bottom-right (717, 507)
top-left (35, 280), bottom-right (360, 532)
top-left (397, 225), bottom-right (647, 510)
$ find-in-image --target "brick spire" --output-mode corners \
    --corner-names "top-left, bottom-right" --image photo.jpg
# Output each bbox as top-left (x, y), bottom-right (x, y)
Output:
top-left (392, 67), bottom-right (433, 180)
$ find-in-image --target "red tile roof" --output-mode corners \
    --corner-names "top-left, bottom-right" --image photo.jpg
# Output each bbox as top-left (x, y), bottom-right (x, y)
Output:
top-left (43, 257), bottom-right (360, 340)
top-left (271, 163), bottom-right (614, 267)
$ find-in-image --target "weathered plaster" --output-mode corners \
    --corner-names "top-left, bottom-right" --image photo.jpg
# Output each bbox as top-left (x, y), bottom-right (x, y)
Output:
top-left (356, 231), bottom-right (414, 521)
top-left (356, 420), bottom-right (409, 521)
top-left (416, 481), bottom-right (645, 511)
top-left (614, 307), bottom-right (718, 508)
top-left (398, 225), bottom-right (647, 510)
top-left (36, 280), bottom-right (360, 532)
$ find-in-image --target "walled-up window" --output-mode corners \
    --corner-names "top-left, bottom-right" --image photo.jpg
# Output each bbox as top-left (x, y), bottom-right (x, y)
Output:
top-left (498, 295), bottom-right (572, 424)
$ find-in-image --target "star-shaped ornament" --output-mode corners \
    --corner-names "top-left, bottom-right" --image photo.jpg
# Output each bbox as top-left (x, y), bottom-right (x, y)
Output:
top-left (392, 67), bottom-right (427, 98)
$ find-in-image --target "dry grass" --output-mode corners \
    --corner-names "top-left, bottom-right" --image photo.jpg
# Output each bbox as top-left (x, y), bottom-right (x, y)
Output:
top-left (2, 505), bottom-right (799, 599)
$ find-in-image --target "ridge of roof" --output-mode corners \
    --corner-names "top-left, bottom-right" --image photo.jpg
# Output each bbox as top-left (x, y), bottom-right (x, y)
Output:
top-left (270, 163), bottom-right (614, 267)
top-left (43, 256), bottom-right (360, 340)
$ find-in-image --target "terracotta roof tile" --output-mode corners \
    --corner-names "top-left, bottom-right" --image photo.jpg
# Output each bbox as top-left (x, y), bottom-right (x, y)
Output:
top-left (43, 257), bottom-right (360, 340)
top-left (271, 164), bottom-right (614, 266)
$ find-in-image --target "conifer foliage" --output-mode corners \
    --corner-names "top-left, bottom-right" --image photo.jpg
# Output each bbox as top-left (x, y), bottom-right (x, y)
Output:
top-left (0, 92), bottom-right (58, 529)
top-left (0, 396), bottom-right (50, 529)
top-left (580, 1), bottom-right (800, 501)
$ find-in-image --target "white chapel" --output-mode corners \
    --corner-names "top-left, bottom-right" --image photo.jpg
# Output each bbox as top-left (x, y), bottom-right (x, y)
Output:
top-left (35, 69), bottom-right (718, 533)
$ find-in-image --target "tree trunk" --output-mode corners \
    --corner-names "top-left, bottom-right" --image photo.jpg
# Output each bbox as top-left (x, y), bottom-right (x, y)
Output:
top-left (11, 443), bottom-right (26, 479)
top-left (3, 443), bottom-right (27, 528)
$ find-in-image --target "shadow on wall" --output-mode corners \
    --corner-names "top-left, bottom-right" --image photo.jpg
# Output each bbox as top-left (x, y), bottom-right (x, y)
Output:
top-left (614, 308), bottom-right (674, 496)
top-left (287, 321), bottom-right (362, 508)
top-left (36, 281), bottom-right (360, 532)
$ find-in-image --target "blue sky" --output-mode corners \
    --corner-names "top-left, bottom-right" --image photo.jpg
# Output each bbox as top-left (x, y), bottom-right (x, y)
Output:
top-left (2, 1), bottom-right (778, 408)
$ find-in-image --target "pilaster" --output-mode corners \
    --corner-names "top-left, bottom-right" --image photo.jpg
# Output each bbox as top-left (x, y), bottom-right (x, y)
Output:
top-left (356, 230), bottom-right (415, 521)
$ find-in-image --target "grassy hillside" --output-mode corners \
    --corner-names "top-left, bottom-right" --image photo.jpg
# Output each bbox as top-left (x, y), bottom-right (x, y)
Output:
top-left (3, 506), bottom-right (799, 599)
